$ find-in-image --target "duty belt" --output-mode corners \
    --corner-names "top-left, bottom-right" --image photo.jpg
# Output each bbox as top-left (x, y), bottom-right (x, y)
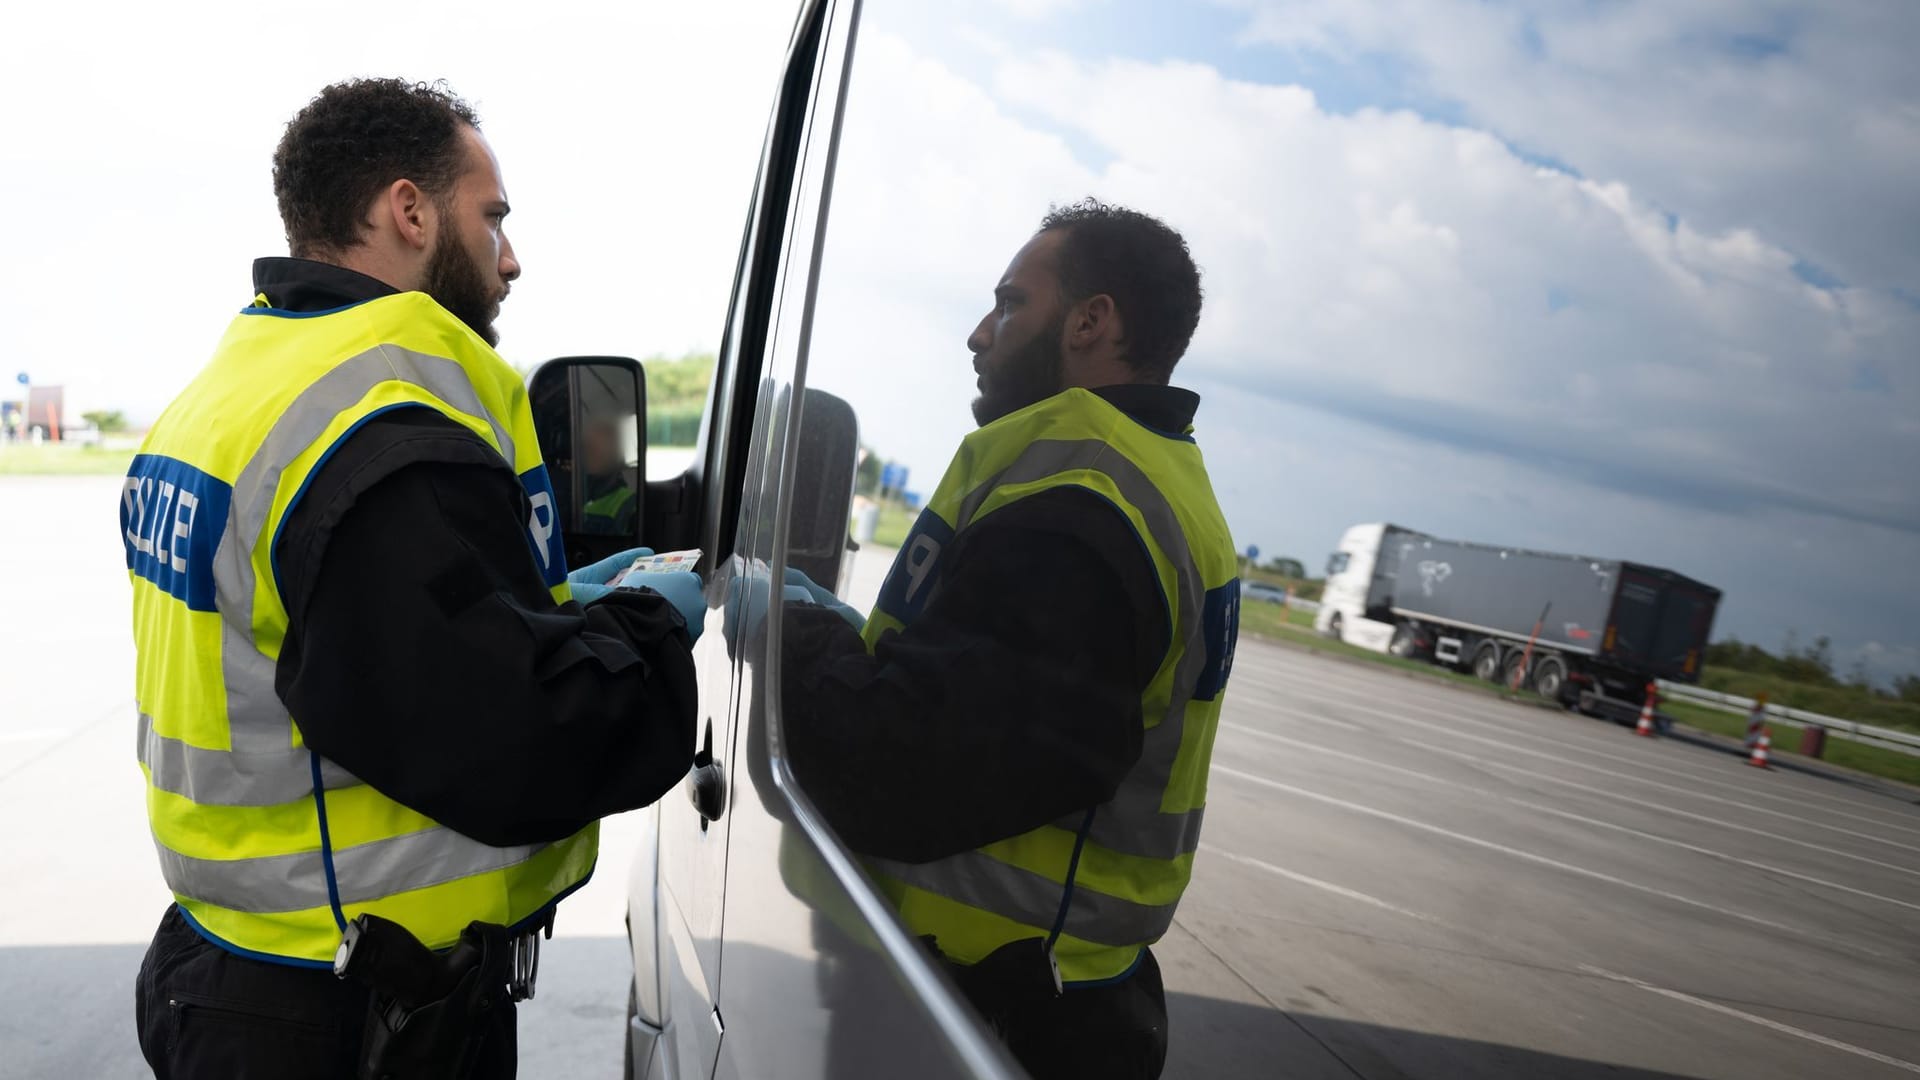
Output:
top-left (334, 911), bottom-right (556, 1079)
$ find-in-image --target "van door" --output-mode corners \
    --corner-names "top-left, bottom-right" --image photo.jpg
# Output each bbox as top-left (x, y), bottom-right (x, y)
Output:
top-left (702, 0), bottom-right (1022, 1075)
top-left (651, 3), bottom-right (864, 1078)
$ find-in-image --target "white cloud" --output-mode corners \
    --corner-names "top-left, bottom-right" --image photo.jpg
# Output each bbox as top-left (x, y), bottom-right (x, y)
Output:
top-left (0, 0), bottom-right (796, 420)
top-left (801, 11), bottom-right (1919, 676)
top-left (981, 0), bottom-right (1099, 20)
top-left (1214, 0), bottom-right (1920, 294)
top-left (4, 0), bottom-right (1910, 679)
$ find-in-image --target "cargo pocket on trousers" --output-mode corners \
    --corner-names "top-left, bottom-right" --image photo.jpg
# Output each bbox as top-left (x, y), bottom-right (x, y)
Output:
top-left (167, 991), bottom-right (350, 1079)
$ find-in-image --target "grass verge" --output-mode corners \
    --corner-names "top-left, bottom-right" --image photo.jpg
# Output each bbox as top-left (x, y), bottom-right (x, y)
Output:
top-left (1662, 700), bottom-right (1920, 788)
top-left (1239, 606), bottom-right (1516, 699)
top-left (870, 502), bottom-right (916, 549)
top-left (0, 444), bottom-right (137, 476)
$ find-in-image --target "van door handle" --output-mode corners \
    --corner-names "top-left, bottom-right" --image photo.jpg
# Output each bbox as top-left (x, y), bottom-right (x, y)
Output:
top-left (687, 721), bottom-right (726, 826)
top-left (688, 759), bottom-right (726, 824)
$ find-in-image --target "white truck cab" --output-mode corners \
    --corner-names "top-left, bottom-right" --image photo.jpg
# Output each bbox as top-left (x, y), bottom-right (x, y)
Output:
top-left (1312, 522), bottom-right (1412, 654)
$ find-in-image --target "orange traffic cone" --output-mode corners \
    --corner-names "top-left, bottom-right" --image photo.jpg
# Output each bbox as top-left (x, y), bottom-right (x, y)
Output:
top-left (1748, 730), bottom-right (1771, 769)
top-left (1635, 682), bottom-right (1658, 737)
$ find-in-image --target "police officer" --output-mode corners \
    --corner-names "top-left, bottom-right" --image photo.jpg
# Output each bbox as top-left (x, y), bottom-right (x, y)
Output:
top-left (125, 79), bottom-right (703, 1078)
top-left (782, 199), bottom-right (1240, 1079)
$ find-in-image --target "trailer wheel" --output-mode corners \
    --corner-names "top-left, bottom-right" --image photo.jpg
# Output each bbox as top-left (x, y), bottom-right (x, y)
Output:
top-left (1388, 623), bottom-right (1418, 657)
top-left (1501, 651), bottom-right (1531, 691)
top-left (1471, 642), bottom-right (1502, 681)
top-left (1532, 656), bottom-right (1568, 703)
top-left (1327, 613), bottom-right (1344, 642)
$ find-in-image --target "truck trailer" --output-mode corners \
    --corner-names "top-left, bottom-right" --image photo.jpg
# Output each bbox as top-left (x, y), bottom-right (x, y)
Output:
top-left (1313, 523), bottom-right (1721, 716)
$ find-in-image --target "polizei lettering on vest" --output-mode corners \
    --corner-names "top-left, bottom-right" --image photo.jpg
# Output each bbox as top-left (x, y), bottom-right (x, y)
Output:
top-left (902, 533), bottom-right (942, 604)
top-left (874, 510), bottom-right (958, 626)
top-left (121, 455), bottom-right (233, 613)
top-left (528, 491), bottom-right (555, 569)
top-left (516, 464), bottom-right (570, 588)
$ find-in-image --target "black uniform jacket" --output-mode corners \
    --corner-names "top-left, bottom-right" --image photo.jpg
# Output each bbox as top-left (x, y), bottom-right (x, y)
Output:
top-left (257, 257), bottom-right (697, 848)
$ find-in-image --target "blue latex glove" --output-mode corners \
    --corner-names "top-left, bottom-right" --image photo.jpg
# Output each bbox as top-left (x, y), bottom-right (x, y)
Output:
top-left (621, 570), bottom-right (707, 642)
top-left (569, 547), bottom-right (653, 590)
top-left (721, 558), bottom-right (815, 658)
top-left (571, 582), bottom-right (614, 605)
top-left (782, 566), bottom-right (866, 632)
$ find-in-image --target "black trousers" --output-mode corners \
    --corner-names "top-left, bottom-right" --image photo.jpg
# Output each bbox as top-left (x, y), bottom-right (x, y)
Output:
top-left (134, 905), bottom-right (517, 1080)
top-left (963, 947), bottom-right (1170, 1080)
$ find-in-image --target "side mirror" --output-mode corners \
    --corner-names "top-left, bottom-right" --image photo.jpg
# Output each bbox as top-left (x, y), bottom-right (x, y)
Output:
top-left (787, 388), bottom-right (860, 592)
top-left (527, 357), bottom-right (647, 572)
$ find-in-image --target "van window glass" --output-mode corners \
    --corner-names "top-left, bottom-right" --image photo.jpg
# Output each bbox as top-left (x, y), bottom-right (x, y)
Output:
top-left (769, 3), bottom-right (1915, 1076)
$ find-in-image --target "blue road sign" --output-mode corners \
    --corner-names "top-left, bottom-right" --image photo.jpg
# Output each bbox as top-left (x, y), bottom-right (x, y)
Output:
top-left (14, 372), bottom-right (27, 386)
top-left (880, 463), bottom-right (909, 492)
top-left (1246, 544), bottom-right (1260, 561)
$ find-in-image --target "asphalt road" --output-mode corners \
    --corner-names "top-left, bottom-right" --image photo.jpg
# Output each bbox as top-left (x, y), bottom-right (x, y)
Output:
top-left (1160, 637), bottom-right (1920, 1079)
top-left (5, 475), bottom-right (1918, 1078)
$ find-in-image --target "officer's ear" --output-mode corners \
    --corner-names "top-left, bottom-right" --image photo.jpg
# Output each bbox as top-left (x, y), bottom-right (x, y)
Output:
top-left (1067, 293), bottom-right (1123, 354)
top-left (381, 178), bottom-right (432, 252)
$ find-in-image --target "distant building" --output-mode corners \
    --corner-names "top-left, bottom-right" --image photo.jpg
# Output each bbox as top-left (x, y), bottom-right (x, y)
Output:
top-left (27, 385), bottom-right (65, 440)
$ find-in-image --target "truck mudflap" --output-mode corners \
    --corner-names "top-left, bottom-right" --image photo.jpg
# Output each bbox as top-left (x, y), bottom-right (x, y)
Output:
top-left (1578, 689), bottom-right (1671, 733)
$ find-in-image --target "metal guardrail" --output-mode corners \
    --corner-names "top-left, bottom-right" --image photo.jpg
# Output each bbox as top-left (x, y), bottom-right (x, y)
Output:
top-left (1655, 682), bottom-right (1920, 758)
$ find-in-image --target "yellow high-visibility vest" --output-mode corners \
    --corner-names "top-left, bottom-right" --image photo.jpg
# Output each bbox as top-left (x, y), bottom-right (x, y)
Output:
top-left (862, 387), bottom-right (1241, 983)
top-left (124, 289), bottom-right (594, 967)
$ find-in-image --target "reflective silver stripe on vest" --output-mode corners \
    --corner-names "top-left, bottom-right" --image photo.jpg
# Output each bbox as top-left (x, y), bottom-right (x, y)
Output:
top-left (869, 850), bottom-right (1177, 948)
top-left (139, 713), bottom-right (358, 807)
top-left (204, 344), bottom-right (517, 758)
top-left (148, 340), bottom-right (542, 916)
top-left (156, 826), bottom-right (547, 915)
top-left (957, 438), bottom-right (1210, 863)
top-left (1062, 798), bottom-right (1206, 860)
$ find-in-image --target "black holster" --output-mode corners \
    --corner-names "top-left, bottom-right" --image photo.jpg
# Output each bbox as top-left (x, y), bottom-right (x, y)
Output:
top-left (334, 915), bottom-right (514, 1080)
top-left (933, 936), bottom-right (1062, 1036)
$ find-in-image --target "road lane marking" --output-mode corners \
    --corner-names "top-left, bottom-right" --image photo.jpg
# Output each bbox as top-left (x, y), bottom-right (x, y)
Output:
top-left (1252, 662), bottom-right (1920, 833)
top-left (1223, 723), bottom-right (1920, 908)
top-left (1579, 965), bottom-right (1920, 1075)
top-left (1513, 799), bottom-right (1920, 915)
top-left (1211, 764), bottom-right (1801, 936)
top-left (1242, 681), bottom-right (1920, 856)
top-left (1250, 655), bottom-right (1920, 819)
top-left (0, 729), bottom-right (67, 744)
top-left (1255, 677), bottom-right (1920, 850)
top-left (1227, 688), bottom-right (1368, 733)
top-left (1201, 844), bottom-right (1439, 924)
top-left (1392, 736), bottom-right (1920, 880)
top-left (1225, 721), bottom-right (1458, 787)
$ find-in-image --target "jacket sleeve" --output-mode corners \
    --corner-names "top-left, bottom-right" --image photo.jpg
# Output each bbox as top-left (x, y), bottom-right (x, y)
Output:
top-left (780, 488), bottom-right (1167, 864)
top-left (272, 409), bottom-right (699, 847)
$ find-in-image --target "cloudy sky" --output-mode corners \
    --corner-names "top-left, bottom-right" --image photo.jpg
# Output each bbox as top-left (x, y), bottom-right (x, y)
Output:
top-left (3, 1), bottom-right (1915, 682)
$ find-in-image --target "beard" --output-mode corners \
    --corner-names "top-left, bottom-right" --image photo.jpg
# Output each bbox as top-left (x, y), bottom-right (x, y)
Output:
top-left (422, 227), bottom-right (501, 347)
top-left (971, 315), bottom-right (1065, 427)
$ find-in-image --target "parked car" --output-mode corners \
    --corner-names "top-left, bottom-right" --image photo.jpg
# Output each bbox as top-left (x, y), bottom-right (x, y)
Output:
top-left (1245, 581), bottom-right (1290, 605)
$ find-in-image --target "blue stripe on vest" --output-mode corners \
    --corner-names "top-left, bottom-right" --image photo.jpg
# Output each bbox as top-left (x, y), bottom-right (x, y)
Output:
top-left (122, 455), bottom-right (233, 613)
top-left (520, 464), bottom-right (569, 587)
top-left (873, 509), bottom-right (955, 626)
top-left (1195, 578), bottom-right (1240, 702)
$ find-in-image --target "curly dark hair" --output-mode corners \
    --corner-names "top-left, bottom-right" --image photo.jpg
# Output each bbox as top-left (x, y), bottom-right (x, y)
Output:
top-left (1039, 198), bottom-right (1203, 382)
top-left (272, 79), bottom-right (480, 257)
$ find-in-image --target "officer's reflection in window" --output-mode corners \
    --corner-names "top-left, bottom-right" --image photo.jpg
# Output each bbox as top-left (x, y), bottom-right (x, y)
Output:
top-left (575, 369), bottom-right (639, 537)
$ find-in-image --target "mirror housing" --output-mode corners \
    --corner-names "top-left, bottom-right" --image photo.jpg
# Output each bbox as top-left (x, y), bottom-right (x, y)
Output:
top-left (787, 388), bottom-right (860, 592)
top-left (527, 357), bottom-right (647, 573)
